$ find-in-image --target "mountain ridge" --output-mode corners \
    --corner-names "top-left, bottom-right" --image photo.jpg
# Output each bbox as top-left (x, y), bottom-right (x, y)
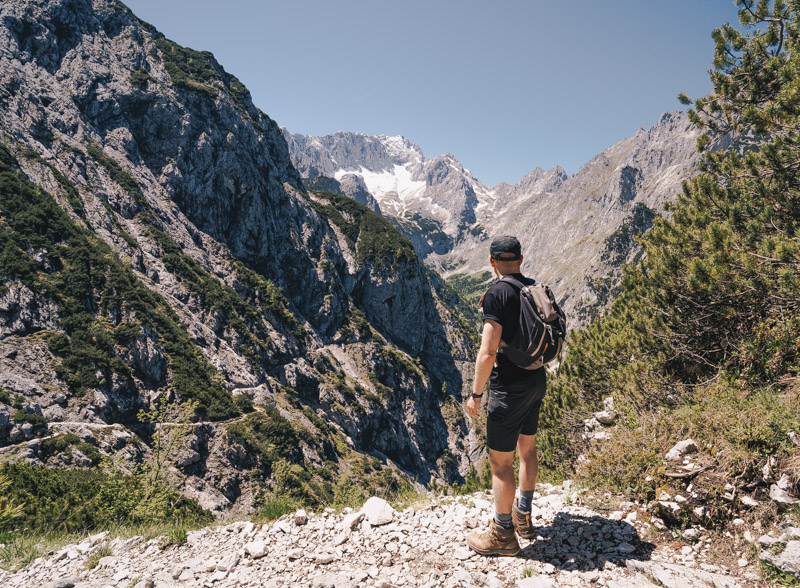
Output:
top-left (286, 111), bottom-right (704, 325)
top-left (0, 0), bottom-right (479, 518)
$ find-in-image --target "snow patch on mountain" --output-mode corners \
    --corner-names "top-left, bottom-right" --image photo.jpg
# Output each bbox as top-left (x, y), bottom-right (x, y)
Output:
top-left (335, 164), bottom-right (425, 207)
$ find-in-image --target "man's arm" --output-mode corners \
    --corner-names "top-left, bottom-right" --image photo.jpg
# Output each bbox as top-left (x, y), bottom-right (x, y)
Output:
top-left (466, 319), bottom-right (502, 419)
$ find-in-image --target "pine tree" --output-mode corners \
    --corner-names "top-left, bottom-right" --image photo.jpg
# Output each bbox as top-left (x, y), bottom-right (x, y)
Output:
top-left (537, 1), bottom-right (800, 478)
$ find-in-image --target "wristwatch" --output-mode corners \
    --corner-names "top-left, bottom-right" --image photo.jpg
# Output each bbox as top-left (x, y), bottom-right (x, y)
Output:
top-left (470, 393), bottom-right (484, 400)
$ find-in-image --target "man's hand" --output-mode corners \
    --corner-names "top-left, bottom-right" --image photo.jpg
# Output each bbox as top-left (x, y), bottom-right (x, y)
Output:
top-left (466, 394), bottom-right (482, 419)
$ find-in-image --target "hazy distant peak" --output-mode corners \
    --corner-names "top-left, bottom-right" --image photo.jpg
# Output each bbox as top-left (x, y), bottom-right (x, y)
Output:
top-left (514, 165), bottom-right (569, 196)
top-left (283, 130), bottom-right (425, 177)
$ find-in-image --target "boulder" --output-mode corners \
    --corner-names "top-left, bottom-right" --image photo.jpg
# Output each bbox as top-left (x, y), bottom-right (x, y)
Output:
top-left (593, 410), bottom-right (617, 425)
top-left (340, 511), bottom-right (365, 531)
top-left (657, 500), bottom-right (683, 523)
top-left (42, 578), bottom-right (80, 588)
top-left (769, 484), bottom-right (798, 505)
top-left (760, 540), bottom-right (800, 578)
top-left (583, 417), bottom-right (602, 432)
top-left (244, 540), bottom-right (268, 559)
top-left (665, 439), bottom-right (698, 461)
top-left (361, 496), bottom-right (394, 526)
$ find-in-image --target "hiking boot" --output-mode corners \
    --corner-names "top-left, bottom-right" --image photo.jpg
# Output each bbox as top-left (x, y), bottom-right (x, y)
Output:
top-left (512, 499), bottom-right (536, 539)
top-left (467, 520), bottom-right (520, 556)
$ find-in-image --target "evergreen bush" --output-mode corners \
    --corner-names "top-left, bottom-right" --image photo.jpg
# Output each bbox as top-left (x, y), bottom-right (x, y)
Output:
top-left (541, 0), bottom-right (800, 494)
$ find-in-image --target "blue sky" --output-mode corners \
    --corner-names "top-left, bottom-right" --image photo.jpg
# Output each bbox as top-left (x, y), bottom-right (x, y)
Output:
top-left (125, 0), bottom-right (741, 186)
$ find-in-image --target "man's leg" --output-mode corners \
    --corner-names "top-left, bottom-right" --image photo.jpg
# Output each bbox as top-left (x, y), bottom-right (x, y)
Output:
top-left (467, 448), bottom-right (520, 556)
top-left (489, 448), bottom-right (516, 517)
top-left (512, 434), bottom-right (538, 539)
top-left (517, 434), bottom-right (538, 494)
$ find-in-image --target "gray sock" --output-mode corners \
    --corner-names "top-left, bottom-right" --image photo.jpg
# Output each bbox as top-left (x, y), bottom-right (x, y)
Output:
top-left (494, 511), bottom-right (513, 529)
top-left (518, 489), bottom-right (534, 512)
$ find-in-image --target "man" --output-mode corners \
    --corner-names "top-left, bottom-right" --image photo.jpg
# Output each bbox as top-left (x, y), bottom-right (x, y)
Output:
top-left (465, 235), bottom-right (546, 556)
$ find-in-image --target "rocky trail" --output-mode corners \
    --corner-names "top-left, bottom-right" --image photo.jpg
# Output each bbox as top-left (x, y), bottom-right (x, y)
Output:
top-left (2, 481), bottom-right (781, 588)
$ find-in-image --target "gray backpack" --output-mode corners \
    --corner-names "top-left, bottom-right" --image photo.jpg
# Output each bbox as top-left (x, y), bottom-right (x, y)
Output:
top-left (497, 275), bottom-right (567, 370)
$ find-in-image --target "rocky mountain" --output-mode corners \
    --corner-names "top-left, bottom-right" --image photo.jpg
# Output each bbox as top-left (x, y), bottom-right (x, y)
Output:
top-left (284, 132), bottom-right (493, 256)
top-left (303, 174), bottom-right (381, 214)
top-left (287, 113), bottom-right (704, 326)
top-left (0, 0), bottom-right (479, 516)
top-left (441, 111), bottom-right (705, 325)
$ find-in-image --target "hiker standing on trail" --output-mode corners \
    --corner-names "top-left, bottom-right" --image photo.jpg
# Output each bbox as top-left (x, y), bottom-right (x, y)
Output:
top-left (465, 235), bottom-right (549, 557)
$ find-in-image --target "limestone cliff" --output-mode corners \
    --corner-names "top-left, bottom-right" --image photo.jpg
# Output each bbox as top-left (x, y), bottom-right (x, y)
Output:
top-left (0, 0), bottom-right (478, 515)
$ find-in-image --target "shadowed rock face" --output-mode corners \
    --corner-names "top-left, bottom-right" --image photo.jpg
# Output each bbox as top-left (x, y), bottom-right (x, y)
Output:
top-left (0, 0), bottom-right (477, 512)
top-left (337, 174), bottom-right (381, 213)
top-left (303, 174), bottom-right (381, 214)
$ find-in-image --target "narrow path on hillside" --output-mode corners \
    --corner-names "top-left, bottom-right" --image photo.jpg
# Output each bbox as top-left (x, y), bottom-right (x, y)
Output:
top-left (0, 405), bottom-right (266, 456)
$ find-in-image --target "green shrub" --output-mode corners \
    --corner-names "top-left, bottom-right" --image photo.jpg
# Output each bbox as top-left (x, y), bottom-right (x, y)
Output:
top-left (76, 443), bottom-right (102, 466)
top-left (0, 141), bottom-right (238, 421)
top-left (129, 68), bottom-right (153, 89)
top-left (350, 308), bottom-right (372, 340)
top-left (441, 271), bottom-right (491, 334)
top-left (86, 143), bottom-right (145, 207)
top-left (256, 495), bottom-right (300, 522)
top-left (541, 4), bottom-right (800, 492)
top-left (759, 558), bottom-right (800, 586)
top-left (367, 373), bottom-right (394, 400)
top-left (40, 434), bottom-right (81, 459)
top-left (302, 176), bottom-right (341, 193)
top-left (11, 410), bottom-right (47, 427)
top-left (159, 526), bottom-right (187, 548)
top-left (332, 475), bottom-right (366, 509)
top-left (20, 149), bottom-right (85, 219)
top-left (0, 462), bottom-right (212, 536)
top-left (147, 226), bottom-right (274, 367)
top-left (233, 394), bottom-right (254, 414)
top-left (233, 261), bottom-right (302, 335)
top-left (600, 202), bottom-right (656, 266)
top-left (307, 191), bottom-right (416, 273)
top-left (0, 474), bottom-right (24, 532)
top-left (0, 146), bottom-right (137, 399)
top-left (113, 322), bottom-right (142, 343)
top-left (225, 407), bottom-right (303, 474)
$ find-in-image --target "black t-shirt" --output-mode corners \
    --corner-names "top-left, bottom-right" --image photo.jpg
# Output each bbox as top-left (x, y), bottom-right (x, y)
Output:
top-left (482, 273), bottom-right (541, 386)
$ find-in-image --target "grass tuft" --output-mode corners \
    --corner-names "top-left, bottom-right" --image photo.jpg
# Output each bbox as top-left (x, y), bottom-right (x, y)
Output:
top-left (85, 543), bottom-right (112, 569)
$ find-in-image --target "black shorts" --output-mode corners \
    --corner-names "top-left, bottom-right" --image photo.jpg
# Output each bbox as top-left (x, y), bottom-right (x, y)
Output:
top-left (486, 368), bottom-right (547, 452)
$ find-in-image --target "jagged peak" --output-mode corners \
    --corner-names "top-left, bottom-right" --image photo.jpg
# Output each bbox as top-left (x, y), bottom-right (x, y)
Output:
top-left (375, 134), bottom-right (425, 159)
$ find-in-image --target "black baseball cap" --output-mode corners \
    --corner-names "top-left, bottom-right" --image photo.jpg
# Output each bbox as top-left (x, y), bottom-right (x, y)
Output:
top-left (490, 235), bottom-right (521, 261)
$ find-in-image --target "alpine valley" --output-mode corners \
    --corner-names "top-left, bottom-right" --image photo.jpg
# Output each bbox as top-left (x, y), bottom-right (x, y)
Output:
top-left (285, 110), bottom-right (709, 326)
top-left (1, 0), bottom-right (706, 523)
